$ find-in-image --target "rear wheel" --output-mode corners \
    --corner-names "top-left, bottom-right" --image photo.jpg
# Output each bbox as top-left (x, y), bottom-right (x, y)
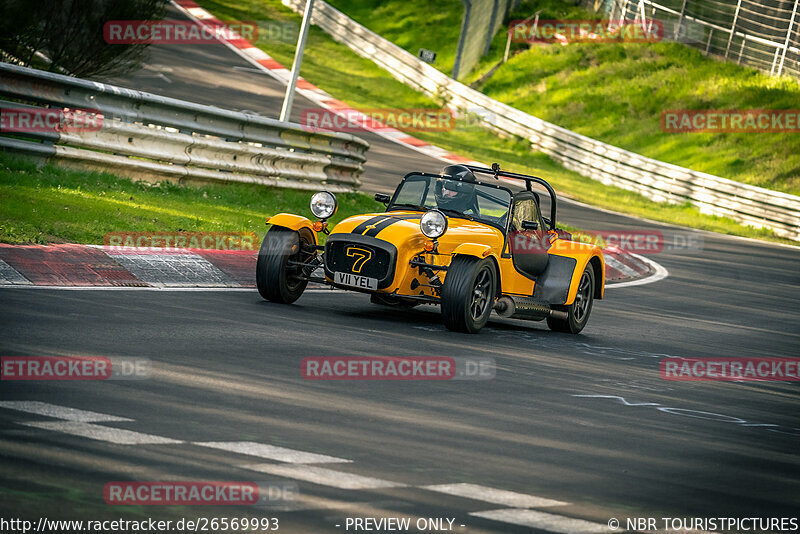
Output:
top-left (441, 256), bottom-right (496, 333)
top-left (256, 226), bottom-right (315, 304)
top-left (547, 264), bottom-right (594, 334)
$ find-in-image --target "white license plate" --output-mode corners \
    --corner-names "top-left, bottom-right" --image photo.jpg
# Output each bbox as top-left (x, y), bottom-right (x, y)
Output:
top-left (334, 271), bottom-right (378, 290)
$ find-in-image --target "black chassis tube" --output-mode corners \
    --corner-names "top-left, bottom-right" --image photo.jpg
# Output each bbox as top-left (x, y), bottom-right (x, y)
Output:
top-left (466, 165), bottom-right (558, 231)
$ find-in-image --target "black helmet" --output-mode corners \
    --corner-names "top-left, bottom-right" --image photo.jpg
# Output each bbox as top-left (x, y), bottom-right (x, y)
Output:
top-left (435, 165), bottom-right (477, 212)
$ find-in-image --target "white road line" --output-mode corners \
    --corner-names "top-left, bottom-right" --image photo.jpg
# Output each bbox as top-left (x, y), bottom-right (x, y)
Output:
top-left (605, 251), bottom-right (669, 289)
top-left (22, 421), bottom-right (183, 445)
top-left (195, 441), bottom-right (351, 464)
top-left (241, 464), bottom-right (406, 490)
top-left (470, 509), bottom-right (609, 533)
top-left (0, 401), bottom-right (132, 422)
top-left (422, 483), bottom-right (568, 508)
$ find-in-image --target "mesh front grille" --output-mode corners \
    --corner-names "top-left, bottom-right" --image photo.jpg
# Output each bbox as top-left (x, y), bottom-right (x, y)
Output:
top-left (326, 241), bottom-right (392, 281)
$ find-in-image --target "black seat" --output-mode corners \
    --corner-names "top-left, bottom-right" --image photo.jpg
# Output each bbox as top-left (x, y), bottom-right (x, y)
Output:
top-left (509, 192), bottom-right (549, 278)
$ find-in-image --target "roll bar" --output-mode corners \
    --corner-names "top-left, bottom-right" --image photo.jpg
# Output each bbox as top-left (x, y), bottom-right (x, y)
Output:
top-left (466, 164), bottom-right (557, 230)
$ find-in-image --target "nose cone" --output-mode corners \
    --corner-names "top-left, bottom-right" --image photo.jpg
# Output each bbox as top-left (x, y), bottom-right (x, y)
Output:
top-left (332, 212), bottom-right (426, 240)
top-left (331, 212), bottom-right (504, 255)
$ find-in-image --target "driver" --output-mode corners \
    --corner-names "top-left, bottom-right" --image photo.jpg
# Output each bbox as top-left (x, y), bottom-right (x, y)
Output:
top-left (434, 165), bottom-right (477, 214)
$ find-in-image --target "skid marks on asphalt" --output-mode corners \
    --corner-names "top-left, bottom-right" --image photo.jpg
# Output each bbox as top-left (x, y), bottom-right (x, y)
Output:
top-left (571, 394), bottom-right (800, 437)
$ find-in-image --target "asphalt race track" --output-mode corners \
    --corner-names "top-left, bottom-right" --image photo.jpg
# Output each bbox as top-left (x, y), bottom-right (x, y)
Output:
top-left (1, 6), bottom-right (799, 533)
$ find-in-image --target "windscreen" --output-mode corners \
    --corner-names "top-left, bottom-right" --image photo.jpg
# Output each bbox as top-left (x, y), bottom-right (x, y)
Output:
top-left (389, 174), bottom-right (512, 229)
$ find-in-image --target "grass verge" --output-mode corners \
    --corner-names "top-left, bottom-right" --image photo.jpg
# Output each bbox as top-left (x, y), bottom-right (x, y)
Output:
top-left (0, 153), bottom-right (380, 244)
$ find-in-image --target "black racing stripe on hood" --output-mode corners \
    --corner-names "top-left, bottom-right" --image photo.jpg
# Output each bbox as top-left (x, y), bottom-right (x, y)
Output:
top-left (350, 214), bottom-right (422, 237)
top-left (351, 216), bottom-right (389, 235)
top-left (363, 214), bottom-right (422, 237)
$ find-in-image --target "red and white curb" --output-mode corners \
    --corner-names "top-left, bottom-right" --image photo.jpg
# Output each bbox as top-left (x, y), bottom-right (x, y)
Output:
top-left (0, 243), bottom-right (659, 289)
top-left (171, 0), bottom-right (482, 167)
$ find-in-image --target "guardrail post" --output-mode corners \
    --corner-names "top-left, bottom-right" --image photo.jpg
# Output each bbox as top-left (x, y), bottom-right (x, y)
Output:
top-left (674, 0), bottom-right (687, 40)
top-left (777, 0), bottom-right (799, 76)
top-left (504, 11), bottom-right (539, 63)
top-left (771, 47), bottom-right (780, 74)
top-left (280, 0), bottom-right (315, 122)
top-left (725, 0), bottom-right (742, 59)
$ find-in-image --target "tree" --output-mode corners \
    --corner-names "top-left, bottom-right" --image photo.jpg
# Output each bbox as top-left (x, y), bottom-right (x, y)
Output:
top-left (0, 0), bottom-right (168, 78)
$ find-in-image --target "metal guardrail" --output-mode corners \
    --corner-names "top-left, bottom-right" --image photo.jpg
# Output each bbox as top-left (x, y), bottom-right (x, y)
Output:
top-left (284, 0), bottom-right (800, 240)
top-left (599, 0), bottom-right (800, 79)
top-left (0, 62), bottom-right (369, 192)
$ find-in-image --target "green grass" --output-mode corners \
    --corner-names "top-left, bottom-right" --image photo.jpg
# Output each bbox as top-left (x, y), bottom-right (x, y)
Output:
top-left (319, 0), bottom-right (800, 194)
top-left (480, 42), bottom-right (800, 194)
top-left (0, 151), bottom-right (790, 246)
top-left (0, 154), bottom-right (380, 244)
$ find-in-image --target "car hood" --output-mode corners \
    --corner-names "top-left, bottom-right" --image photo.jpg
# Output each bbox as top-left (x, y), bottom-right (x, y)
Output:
top-left (329, 211), bottom-right (504, 253)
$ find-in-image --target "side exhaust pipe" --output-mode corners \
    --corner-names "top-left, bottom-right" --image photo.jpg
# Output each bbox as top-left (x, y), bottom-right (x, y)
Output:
top-left (494, 295), bottom-right (568, 321)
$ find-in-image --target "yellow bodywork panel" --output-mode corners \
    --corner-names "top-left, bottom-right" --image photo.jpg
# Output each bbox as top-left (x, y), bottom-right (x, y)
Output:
top-left (323, 211), bottom-right (603, 304)
top-left (268, 214), bottom-right (315, 234)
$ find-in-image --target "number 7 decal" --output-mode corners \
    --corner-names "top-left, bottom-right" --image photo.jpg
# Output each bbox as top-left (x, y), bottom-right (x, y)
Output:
top-left (346, 246), bottom-right (372, 273)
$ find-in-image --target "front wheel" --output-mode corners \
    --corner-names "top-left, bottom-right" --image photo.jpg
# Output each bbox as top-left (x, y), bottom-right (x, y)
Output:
top-left (547, 264), bottom-right (594, 334)
top-left (256, 226), bottom-right (315, 304)
top-left (441, 256), bottom-right (496, 333)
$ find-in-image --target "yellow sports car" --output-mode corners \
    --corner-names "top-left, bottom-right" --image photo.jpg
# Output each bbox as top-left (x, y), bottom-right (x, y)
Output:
top-left (257, 164), bottom-right (604, 334)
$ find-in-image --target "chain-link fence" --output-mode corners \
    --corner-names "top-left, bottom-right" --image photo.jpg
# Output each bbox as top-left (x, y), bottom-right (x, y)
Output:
top-left (585, 0), bottom-right (799, 78)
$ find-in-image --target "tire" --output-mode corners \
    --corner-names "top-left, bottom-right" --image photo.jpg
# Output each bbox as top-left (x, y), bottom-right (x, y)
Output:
top-left (441, 256), bottom-right (496, 333)
top-left (547, 264), bottom-right (594, 334)
top-left (370, 294), bottom-right (419, 308)
top-left (256, 226), bottom-right (315, 304)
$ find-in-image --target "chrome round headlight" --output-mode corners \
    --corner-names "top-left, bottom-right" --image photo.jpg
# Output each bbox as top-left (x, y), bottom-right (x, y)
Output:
top-left (310, 191), bottom-right (337, 219)
top-left (420, 210), bottom-right (447, 239)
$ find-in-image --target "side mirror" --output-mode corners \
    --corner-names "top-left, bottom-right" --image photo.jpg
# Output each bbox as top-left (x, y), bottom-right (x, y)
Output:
top-left (374, 193), bottom-right (391, 204)
top-left (521, 220), bottom-right (539, 230)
